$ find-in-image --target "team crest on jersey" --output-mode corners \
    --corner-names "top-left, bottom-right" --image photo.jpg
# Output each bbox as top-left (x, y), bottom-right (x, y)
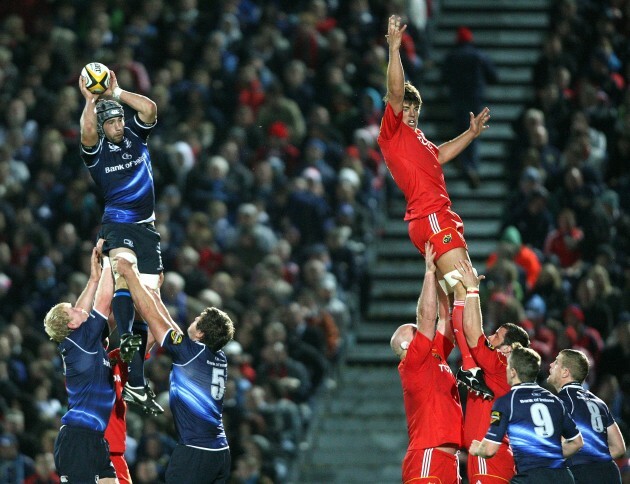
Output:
top-left (443, 234), bottom-right (452, 244)
top-left (490, 410), bottom-right (502, 426)
top-left (124, 138), bottom-right (132, 149)
top-left (170, 332), bottom-right (183, 345)
top-left (107, 142), bottom-right (121, 152)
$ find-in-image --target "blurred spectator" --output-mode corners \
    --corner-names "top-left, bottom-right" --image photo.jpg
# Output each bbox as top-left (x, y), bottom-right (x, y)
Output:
top-left (521, 294), bottom-right (557, 368)
top-left (532, 263), bottom-right (570, 322)
top-left (564, 303), bottom-right (604, 362)
top-left (486, 226), bottom-right (542, 293)
top-left (544, 207), bottom-right (584, 274)
top-left (441, 26), bottom-right (498, 188)
top-left (505, 185), bottom-right (554, 251)
top-left (0, 432), bottom-right (35, 483)
top-left (256, 342), bottom-right (312, 404)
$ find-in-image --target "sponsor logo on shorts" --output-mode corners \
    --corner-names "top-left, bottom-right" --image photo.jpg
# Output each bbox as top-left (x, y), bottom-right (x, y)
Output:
top-left (443, 234), bottom-right (452, 244)
top-left (123, 239), bottom-right (134, 248)
top-left (490, 410), bottom-right (502, 426)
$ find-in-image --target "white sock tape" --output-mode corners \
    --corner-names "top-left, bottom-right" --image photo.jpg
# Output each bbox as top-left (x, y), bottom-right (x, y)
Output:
top-left (115, 252), bottom-right (138, 264)
top-left (439, 279), bottom-right (452, 295)
top-left (140, 273), bottom-right (160, 291)
top-left (443, 267), bottom-right (477, 289)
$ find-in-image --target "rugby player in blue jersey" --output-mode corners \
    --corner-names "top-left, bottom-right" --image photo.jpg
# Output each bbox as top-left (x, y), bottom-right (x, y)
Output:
top-left (44, 246), bottom-right (118, 483)
top-left (79, 69), bottom-right (163, 415)
top-left (469, 343), bottom-right (584, 483)
top-left (548, 349), bottom-right (626, 483)
top-left (115, 256), bottom-right (234, 483)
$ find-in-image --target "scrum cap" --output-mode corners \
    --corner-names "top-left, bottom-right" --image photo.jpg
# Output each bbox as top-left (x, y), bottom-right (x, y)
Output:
top-left (95, 99), bottom-right (124, 137)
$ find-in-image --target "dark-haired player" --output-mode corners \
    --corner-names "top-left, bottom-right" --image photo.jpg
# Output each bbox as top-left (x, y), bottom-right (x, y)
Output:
top-left (377, 14), bottom-right (493, 398)
top-left (452, 259), bottom-right (531, 482)
top-left (548, 349), bottom-right (626, 483)
top-left (79, 69), bottom-right (162, 415)
top-left (115, 256), bottom-right (234, 484)
top-left (470, 344), bottom-right (584, 483)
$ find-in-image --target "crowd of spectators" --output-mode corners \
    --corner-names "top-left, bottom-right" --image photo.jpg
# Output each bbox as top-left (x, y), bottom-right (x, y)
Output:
top-left (484, 0), bottom-right (630, 472)
top-left (1, 0), bottom-right (630, 481)
top-left (0, 0), bottom-right (436, 482)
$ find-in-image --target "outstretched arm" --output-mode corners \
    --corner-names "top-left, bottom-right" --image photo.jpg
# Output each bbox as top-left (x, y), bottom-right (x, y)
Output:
top-left (437, 108), bottom-right (491, 164)
top-left (103, 70), bottom-right (157, 125)
top-left (75, 248), bottom-right (102, 313)
top-left (79, 76), bottom-right (100, 146)
top-left (451, 260), bottom-right (485, 347)
top-left (385, 15), bottom-right (407, 115)
top-left (417, 242), bottom-right (438, 341)
top-left (114, 257), bottom-right (181, 344)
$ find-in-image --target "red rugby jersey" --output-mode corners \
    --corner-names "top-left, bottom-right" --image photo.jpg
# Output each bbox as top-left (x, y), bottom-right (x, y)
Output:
top-left (464, 335), bottom-right (511, 447)
top-left (399, 331), bottom-right (463, 450)
top-left (377, 102), bottom-right (451, 220)
top-left (105, 348), bottom-right (128, 454)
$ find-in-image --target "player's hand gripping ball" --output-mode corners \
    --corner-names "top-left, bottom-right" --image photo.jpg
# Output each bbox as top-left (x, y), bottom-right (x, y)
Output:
top-left (81, 62), bottom-right (110, 94)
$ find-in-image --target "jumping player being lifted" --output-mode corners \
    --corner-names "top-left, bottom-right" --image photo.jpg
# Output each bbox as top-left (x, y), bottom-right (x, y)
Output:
top-left (79, 69), bottom-right (163, 415)
top-left (377, 15), bottom-right (493, 397)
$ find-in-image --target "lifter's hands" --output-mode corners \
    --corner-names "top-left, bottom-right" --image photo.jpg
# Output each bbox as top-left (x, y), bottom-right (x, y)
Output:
top-left (386, 15), bottom-right (407, 50)
top-left (78, 75), bottom-right (100, 103)
top-left (101, 70), bottom-right (120, 100)
top-left (89, 248), bottom-right (102, 283)
top-left (114, 256), bottom-right (136, 278)
top-left (469, 439), bottom-right (482, 456)
top-left (469, 107), bottom-right (491, 138)
top-left (451, 259), bottom-right (484, 289)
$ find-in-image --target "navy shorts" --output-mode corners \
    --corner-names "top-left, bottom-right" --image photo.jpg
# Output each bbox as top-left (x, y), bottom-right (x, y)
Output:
top-left (54, 425), bottom-right (117, 482)
top-left (165, 444), bottom-right (230, 484)
top-left (100, 222), bottom-right (163, 274)
top-left (571, 460), bottom-right (621, 484)
top-left (512, 467), bottom-right (575, 484)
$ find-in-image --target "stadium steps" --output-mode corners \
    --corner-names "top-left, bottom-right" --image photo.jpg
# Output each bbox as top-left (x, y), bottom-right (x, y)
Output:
top-left (297, 0), bottom-right (549, 482)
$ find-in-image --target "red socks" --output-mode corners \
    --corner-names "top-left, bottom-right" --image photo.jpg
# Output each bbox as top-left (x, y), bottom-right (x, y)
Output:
top-left (452, 300), bottom-right (476, 370)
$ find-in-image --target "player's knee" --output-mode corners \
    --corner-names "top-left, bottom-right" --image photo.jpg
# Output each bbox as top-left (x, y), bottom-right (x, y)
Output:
top-left (111, 251), bottom-right (138, 288)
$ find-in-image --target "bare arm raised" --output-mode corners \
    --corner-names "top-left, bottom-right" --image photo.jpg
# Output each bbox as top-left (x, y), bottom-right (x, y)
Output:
top-left (437, 108), bottom-right (491, 165)
top-left (417, 242), bottom-right (438, 341)
top-left (114, 257), bottom-right (181, 344)
top-left (103, 70), bottom-right (157, 125)
top-left (385, 15), bottom-right (407, 115)
top-left (451, 259), bottom-right (485, 347)
top-left (79, 76), bottom-right (100, 146)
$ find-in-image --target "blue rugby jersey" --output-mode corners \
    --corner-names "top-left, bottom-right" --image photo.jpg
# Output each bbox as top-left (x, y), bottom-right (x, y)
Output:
top-left (81, 115), bottom-right (156, 224)
top-left (59, 309), bottom-right (115, 432)
top-left (485, 382), bottom-right (580, 473)
top-left (558, 383), bottom-right (615, 465)
top-left (161, 328), bottom-right (229, 450)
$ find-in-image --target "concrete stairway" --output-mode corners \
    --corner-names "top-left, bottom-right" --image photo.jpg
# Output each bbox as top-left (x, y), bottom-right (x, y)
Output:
top-left (297, 1), bottom-right (550, 482)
